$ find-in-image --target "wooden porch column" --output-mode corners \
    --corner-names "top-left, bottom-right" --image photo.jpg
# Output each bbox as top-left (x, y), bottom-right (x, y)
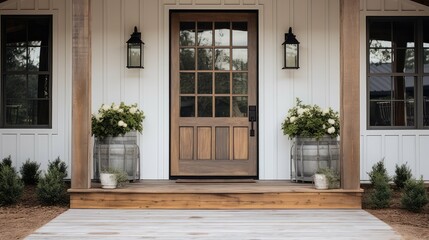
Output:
top-left (340, 0), bottom-right (360, 190)
top-left (71, 0), bottom-right (91, 189)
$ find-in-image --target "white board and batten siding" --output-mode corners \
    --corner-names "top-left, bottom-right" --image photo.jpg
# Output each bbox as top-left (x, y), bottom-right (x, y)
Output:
top-left (90, 0), bottom-right (341, 180)
top-left (1, 0), bottom-right (428, 181)
top-left (359, 0), bottom-right (429, 181)
top-left (0, 0), bottom-right (72, 174)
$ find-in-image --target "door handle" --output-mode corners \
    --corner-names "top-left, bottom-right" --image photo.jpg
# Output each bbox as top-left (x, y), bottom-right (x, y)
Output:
top-left (249, 105), bottom-right (257, 137)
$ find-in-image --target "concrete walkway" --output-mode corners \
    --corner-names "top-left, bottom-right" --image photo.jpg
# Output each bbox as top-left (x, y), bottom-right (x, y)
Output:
top-left (25, 209), bottom-right (401, 240)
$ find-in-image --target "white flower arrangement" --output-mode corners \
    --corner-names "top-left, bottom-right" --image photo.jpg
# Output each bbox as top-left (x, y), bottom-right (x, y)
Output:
top-left (91, 102), bottom-right (145, 139)
top-left (281, 98), bottom-right (340, 139)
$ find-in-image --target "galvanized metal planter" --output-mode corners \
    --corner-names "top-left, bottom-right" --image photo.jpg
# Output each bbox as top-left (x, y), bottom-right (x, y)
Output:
top-left (93, 131), bottom-right (140, 181)
top-left (290, 136), bottom-right (339, 182)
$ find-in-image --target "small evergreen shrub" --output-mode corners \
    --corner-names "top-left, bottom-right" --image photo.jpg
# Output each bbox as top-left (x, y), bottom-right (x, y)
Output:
top-left (37, 167), bottom-right (68, 205)
top-left (401, 177), bottom-right (428, 213)
top-left (367, 172), bottom-right (392, 209)
top-left (0, 155), bottom-right (13, 170)
top-left (20, 159), bottom-right (41, 185)
top-left (0, 165), bottom-right (24, 205)
top-left (368, 159), bottom-right (391, 185)
top-left (48, 157), bottom-right (68, 178)
top-left (393, 163), bottom-right (412, 189)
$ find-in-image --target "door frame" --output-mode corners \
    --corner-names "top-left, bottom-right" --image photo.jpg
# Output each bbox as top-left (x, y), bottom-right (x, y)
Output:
top-left (168, 10), bottom-right (259, 179)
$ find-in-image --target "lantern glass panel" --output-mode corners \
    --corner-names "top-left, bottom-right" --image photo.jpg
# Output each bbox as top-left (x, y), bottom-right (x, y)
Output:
top-left (128, 43), bottom-right (141, 67)
top-left (286, 44), bottom-right (298, 68)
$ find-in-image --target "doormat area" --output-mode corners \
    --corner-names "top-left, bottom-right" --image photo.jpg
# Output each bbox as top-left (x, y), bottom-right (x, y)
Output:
top-left (175, 179), bottom-right (256, 183)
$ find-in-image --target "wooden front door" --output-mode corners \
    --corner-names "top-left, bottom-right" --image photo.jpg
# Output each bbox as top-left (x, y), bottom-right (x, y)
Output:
top-left (170, 12), bottom-right (258, 177)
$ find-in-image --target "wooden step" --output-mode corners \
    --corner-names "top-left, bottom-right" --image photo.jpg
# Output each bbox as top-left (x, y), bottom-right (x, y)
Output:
top-left (69, 180), bottom-right (363, 209)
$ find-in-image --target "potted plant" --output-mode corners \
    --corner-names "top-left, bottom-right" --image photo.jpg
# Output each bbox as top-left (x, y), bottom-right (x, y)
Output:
top-left (100, 168), bottom-right (129, 189)
top-left (282, 98), bottom-right (340, 182)
top-left (92, 102), bottom-right (145, 181)
top-left (314, 167), bottom-right (340, 189)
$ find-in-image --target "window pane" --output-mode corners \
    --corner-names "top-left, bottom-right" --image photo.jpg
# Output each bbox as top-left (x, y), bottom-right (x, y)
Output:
top-left (28, 75), bottom-right (49, 98)
top-left (197, 22), bottom-right (212, 46)
top-left (369, 21), bottom-right (391, 48)
top-left (215, 97), bottom-right (230, 117)
top-left (424, 49), bottom-right (429, 73)
top-left (232, 96), bottom-right (247, 117)
top-left (215, 22), bottom-right (230, 46)
top-left (198, 73), bottom-right (212, 94)
top-left (369, 76), bottom-right (391, 100)
top-left (180, 73), bottom-right (195, 94)
top-left (214, 49), bottom-right (230, 70)
top-left (5, 99), bottom-right (28, 125)
top-left (369, 48), bottom-right (392, 73)
top-left (232, 49), bottom-right (248, 71)
top-left (424, 19), bottom-right (429, 48)
top-left (215, 73), bottom-right (230, 94)
top-left (197, 49), bottom-right (213, 70)
top-left (394, 49), bottom-right (414, 73)
top-left (424, 77), bottom-right (429, 126)
top-left (180, 48), bottom-right (195, 70)
top-left (393, 21), bottom-right (414, 48)
top-left (29, 100), bottom-right (49, 125)
top-left (5, 75), bottom-right (26, 99)
top-left (232, 22), bottom-right (247, 46)
top-left (370, 101), bottom-right (391, 126)
top-left (180, 22), bottom-right (196, 46)
top-left (28, 18), bottom-right (50, 46)
top-left (198, 97), bottom-right (212, 117)
top-left (180, 97), bottom-right (195, 117)
top-left (28, 47), bottom-right (49, 71)
top-left (6, 47), bottom-right (27, 71)
top-left (5, 18), bottom-right (26, 47)
top-left (232, 73), bottom-right (248, 94)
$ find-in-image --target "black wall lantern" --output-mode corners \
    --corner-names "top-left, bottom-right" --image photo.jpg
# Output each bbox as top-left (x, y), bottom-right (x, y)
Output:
top-left (282, 27), bottom-right (300, 69)
top-left (126, 26), bottom-right (144, 68)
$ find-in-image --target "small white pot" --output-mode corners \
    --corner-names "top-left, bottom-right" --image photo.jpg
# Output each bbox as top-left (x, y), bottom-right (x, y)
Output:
top-left (100, 173), bottom-right (117, 189)
top-left (314, 174), bottom-right (328, 190)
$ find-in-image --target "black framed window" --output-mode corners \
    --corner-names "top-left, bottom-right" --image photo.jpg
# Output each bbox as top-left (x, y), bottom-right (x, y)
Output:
top-left (367, 17), bottom-right (429, 129)
top-left (1, 15), bottom-right (52, 128)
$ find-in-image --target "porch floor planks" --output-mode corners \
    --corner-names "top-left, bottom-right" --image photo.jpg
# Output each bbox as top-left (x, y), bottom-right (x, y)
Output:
top-left (25, 209), bottom-right (401, 240)
top-left (69, 180), bottom-right (363, 209)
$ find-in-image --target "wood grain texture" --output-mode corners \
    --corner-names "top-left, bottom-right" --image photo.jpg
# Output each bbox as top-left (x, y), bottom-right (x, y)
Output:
top-left (26, 209), bottom-right (401, 240)
top-left (233, 127), bottom-right (248, 160)
top-left (71, 0), bottom-right (91, 189)
top-left (340, 0), bottom-right (360, 190)
top-left (197, 127), bottom-right (212, 160)
top-left (215, 127), bottom-right (229, 160)
top-left (69, 180), bottom-right (363, 209)
top-left (180, 127), bottom-right (194, 160)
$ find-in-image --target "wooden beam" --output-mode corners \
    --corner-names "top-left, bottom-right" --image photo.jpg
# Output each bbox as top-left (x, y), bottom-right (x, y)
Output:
top-left (340, 0), bottom-right (360, 190)
top-left (71, 0), bottom-right (91, 189)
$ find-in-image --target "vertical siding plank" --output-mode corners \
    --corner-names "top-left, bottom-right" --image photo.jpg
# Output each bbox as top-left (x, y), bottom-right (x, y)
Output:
top-left (38, 0), bottom-right (51, 10)
top-left (37, 135), bottom-right (50, 170)
top-left (366, 0), bottom-right (382, 11)
top-left (20, 0), bottom-right (36, 10)
top-left (311, 0), bottom-right (327, 106)
top-left (418, 136), bottom-right (429, 178)
top-left (91, 0), bottom-right (104, 109)
top-left (20, 135), bottom-right (36, 166)
top-left (328, 0), bottom-right (340, 110)
top-left (2, 135), bottom-right (18, 168)
top-left (293, 0), bottom-right (309, 102)
top-left (365, 136), bottom-right (383, 177)
top-left (402, 135), bottom-right (417, 176)
top-left (384, 0), bottom-right (400, 11)
top-left (384, 135), bottom-right (399, 174)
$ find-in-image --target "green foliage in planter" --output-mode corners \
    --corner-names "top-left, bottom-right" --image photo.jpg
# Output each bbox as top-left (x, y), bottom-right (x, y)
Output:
top-left (92, 102), bottom-right (145, 140)
top-left (368, 159), bottom-right (391, 185)
top-left (48, 157), bottom-right (68, 178)
top-left (316, 167), bottom-right (340, 189)
top-left (20, 159), bottom-right (41, 185)
top-left (367, 172), bottom-right (392, 209)
top-left (37, 167), bottom-right (68, 205)
top-left (0, 155), bottom-right (13, 170)
top-left (401, 177), bottom-right (428, 213)
top-left (0, 165), bottom-right (24, 206)
top-left (101, 168), bottom-right (129, 188)
top-left (281, 98), bottom-right (340, 139)
top-left (393, 163), bottom-right (412, 189)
